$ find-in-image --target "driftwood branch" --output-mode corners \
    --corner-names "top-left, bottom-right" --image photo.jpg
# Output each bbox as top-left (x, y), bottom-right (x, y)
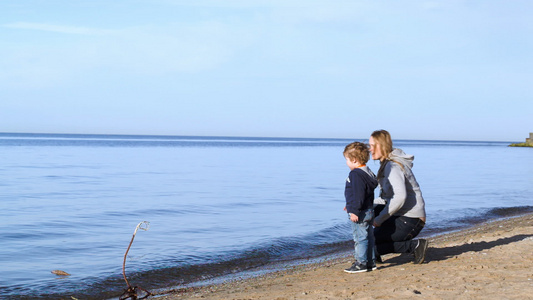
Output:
top-left (119, 221), bottom-right (151, 300)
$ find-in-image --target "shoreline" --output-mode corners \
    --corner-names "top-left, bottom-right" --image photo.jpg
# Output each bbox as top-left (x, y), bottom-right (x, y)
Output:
top-left (155, 213), bottom-right (533, 299)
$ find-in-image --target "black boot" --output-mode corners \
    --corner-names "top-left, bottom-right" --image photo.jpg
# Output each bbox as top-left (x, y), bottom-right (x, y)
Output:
top-left (413, 239), bottom-right (428, 264)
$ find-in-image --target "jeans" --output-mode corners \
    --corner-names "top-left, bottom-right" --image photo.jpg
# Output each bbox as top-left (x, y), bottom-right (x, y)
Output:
top-left (374, 214), bottom-right (425, 255)
top-left (350, 208), bottom-right (375, 264)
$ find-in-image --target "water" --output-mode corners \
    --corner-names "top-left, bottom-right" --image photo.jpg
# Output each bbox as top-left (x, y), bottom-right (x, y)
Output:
top-left (1, 133), bottom-right (532, 299)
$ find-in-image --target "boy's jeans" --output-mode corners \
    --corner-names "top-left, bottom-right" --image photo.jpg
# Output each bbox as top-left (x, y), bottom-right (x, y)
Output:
top-left (350, 208), bottom-right (375, 265)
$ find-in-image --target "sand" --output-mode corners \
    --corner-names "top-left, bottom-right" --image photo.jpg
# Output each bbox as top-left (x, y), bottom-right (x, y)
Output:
top-left (156, 213), bottom-right (533, 299)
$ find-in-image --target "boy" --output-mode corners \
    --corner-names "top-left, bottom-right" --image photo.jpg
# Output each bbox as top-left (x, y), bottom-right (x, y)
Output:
top-left (343, 142), bottom-right (378, 273)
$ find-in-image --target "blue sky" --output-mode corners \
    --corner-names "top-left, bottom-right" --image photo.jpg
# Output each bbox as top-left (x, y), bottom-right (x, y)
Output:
top-left (1, 1), bottom-right (531, 141)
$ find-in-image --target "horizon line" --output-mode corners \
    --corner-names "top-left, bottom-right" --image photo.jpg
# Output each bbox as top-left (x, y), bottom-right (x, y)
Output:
top-left (0, 131), bottom-right (516, 143)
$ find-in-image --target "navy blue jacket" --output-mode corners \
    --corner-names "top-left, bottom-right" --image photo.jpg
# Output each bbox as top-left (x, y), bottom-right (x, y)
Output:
top-left (344, 166), bottom-right (378, 217)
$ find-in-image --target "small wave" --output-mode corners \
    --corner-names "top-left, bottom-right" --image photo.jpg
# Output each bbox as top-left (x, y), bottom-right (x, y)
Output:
top-left (133, 223), bottom-right (351, 289)
top-left (487, 205), bottom-right (533, 217)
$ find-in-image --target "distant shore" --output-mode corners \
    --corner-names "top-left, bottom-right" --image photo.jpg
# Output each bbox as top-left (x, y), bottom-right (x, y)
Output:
top-left (509, 142), bottom-right (533, 147)
top-left (155, 213), bottom-right (533, 299)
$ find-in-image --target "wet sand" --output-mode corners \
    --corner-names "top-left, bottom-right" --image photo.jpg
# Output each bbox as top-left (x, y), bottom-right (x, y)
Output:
top-left (156, 213), bottom-right (533, 299)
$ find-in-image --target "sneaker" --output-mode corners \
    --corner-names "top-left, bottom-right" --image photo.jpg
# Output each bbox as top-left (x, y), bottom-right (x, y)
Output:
top-left (367, 262), bottom-right (377, 271)
top-left (375, 253), bottom-right (383, 264)
top-left (344, 262), bottom-right (374, 273)
top-left (413, 239), bottom-right (428, 264)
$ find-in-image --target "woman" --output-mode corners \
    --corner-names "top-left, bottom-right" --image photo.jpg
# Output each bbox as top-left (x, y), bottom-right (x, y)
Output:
top-left (369, 130), bottom-right (428, 264)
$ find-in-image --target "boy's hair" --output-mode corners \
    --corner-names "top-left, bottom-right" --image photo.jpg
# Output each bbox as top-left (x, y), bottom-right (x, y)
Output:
top-left (370, 129), bottom-right (393, 159)
top-left (343, 142), bottom-right (370, 164)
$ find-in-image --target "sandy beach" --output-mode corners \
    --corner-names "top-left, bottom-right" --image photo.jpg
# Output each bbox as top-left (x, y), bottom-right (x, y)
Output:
top-left (153, 213), bottom-right (533, 299)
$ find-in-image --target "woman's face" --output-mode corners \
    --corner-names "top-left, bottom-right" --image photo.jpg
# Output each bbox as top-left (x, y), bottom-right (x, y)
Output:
top-left (369, 136), bottom-right (383, 161)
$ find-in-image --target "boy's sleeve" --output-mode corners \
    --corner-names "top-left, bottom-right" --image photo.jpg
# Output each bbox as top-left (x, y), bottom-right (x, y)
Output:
top-left (346, 171), bottom-right (366, 215)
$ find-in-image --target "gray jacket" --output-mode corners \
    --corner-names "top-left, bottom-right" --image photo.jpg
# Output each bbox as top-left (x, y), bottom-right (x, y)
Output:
top-left (374, 148), bottom-right (426, 226)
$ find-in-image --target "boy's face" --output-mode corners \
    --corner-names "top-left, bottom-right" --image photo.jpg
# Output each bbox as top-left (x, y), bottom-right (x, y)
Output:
top-left (345, 155), bottom-right (359, 170)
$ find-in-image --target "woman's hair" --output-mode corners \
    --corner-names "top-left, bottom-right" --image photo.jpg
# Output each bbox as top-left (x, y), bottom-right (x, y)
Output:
top-left (343, 142), bottom-right (370, 164)
top-left (372, 130), bottom-right (404, 179)
top-left (371, 129), bottom-right (393, 160)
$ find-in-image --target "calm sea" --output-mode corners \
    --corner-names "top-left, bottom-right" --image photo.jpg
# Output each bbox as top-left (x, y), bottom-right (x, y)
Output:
top-left (1, 133), bottom-right (532, 299)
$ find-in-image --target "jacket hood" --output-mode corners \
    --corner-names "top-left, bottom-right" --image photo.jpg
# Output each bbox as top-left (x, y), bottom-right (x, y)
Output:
top-left (388, 148), bottom-right (414, 169)
top-left (359, 165), bottom-right (378, 189)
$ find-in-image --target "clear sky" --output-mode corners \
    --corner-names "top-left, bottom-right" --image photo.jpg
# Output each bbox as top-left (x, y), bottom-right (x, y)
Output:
top-left (1, 1), bottom-right (531, 141)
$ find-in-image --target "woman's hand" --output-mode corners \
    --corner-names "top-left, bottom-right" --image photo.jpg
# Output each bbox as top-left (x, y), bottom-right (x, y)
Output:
top-left (350, 213), bottom-right (359, 223)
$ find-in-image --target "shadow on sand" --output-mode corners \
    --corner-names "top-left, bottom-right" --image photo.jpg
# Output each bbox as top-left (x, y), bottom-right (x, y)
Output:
top-left (380, 234), bottom-right (532, 268)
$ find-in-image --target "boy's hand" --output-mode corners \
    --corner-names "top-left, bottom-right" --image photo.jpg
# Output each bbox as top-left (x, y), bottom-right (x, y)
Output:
top-left (349, 213), bottom-right (359, 222)
top-left (343, 206), bottom-right (347, 211)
